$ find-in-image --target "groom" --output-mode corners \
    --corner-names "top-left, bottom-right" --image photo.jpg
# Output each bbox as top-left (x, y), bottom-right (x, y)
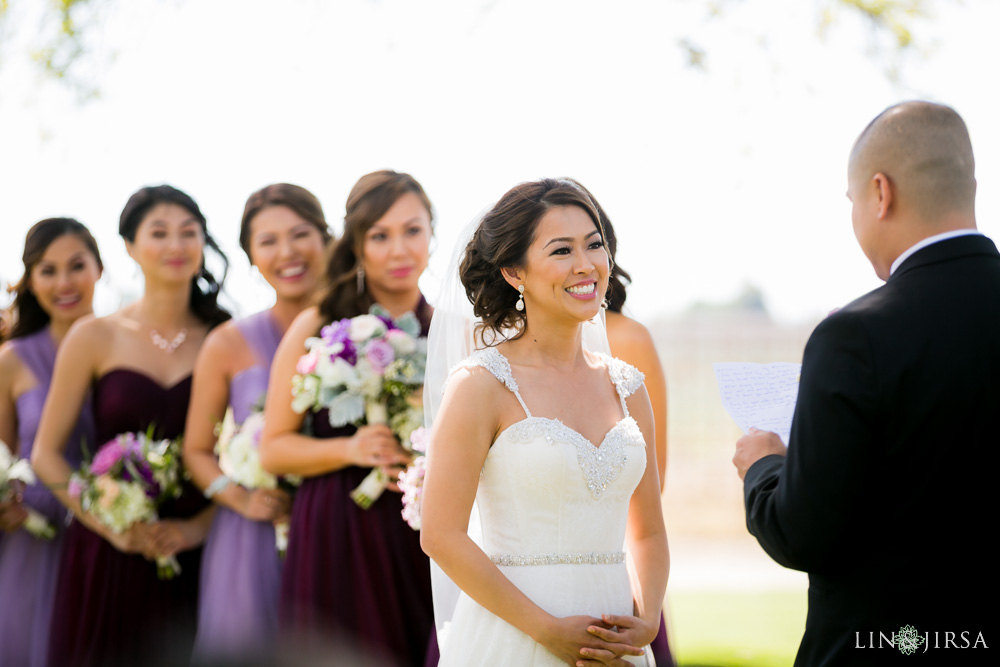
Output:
top-left (733, 101), bottom-right (998, 665)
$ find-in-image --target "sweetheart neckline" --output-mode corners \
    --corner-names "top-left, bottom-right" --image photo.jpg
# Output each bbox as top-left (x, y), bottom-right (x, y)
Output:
top-left (97, 367), bottom-right (193, 392)
top-left (493, 415), bottom-right (638, 451)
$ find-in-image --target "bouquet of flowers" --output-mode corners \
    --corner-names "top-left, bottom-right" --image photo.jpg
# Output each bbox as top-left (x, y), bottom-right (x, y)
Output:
top-left (68, 430), bottom-right (185, 579)
top-left (215, 409), bottom-right (301, 556)
top-left (0, 439), bottom-right (56, 540)
top-left (291, 305), bottom-right (426, 508)
top-left (398, 426), bottom-right (428, 530)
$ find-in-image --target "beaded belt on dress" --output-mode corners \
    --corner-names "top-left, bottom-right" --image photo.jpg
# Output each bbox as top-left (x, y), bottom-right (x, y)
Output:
top-left (489, 552), bottom-right (625, 566)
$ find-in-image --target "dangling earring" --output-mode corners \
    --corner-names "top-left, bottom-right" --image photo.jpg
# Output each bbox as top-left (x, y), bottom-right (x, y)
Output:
top-left (601, 298), bottom-right (609, 309)
top-left (357, 264), bottom-right (366, 295)
top-left (515, 285), bottom-right (525, 312)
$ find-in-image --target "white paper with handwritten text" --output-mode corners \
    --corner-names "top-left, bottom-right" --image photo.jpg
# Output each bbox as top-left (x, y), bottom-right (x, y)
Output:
top-left (713, 362), bottom-right (801, 446)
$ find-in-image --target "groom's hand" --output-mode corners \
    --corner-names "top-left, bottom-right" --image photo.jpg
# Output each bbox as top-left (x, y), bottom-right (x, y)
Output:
top-left (733, 428), bottom-right (787, 480)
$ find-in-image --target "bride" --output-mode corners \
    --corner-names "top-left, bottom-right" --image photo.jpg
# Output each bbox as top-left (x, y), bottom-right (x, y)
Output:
top-left (420, 179), bottom-right (668, 666)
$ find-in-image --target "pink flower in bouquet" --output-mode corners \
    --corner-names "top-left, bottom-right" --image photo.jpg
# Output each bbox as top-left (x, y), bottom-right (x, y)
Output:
top-left (385, 328), bottom-right (417, 355)
top-left (296, 349), bottom-right (319, 375)
top-left (365, 339), bottom-right (395, 373)
top-left (399, 455), bottom-right (427, 531)
top-left (409, 426), bottom-right (429, 454)
top-left (90, 439), bottom-right (127, 476)
top-left (68, 477), bottom-right (84, 499)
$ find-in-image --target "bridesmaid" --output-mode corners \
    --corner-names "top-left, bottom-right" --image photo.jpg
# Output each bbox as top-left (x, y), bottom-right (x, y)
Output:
top-left (185, 184), bottom-right (331, 661)
top-left (32, 185), bottom-right (230, 667)
top-left (572, 180), bottom-right (675, 666)
top-left (260, 170), bottom-right (435, 666)
top-left (0, 219), bottom-right (102, 667)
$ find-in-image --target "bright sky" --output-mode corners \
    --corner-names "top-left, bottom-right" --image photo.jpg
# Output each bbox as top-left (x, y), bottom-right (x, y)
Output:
top-left (2, 0), bottom-right (997, 324)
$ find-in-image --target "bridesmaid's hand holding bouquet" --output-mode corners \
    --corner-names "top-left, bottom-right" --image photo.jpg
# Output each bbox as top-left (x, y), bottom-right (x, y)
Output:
top-left (290, 305), bottom-right (426, 509)
top-left (215, 409), bottom-right (298, 556)
top-left (0, 438), bottom-right (56, 539)
top-left (68, 429), bottom-right (186, 578)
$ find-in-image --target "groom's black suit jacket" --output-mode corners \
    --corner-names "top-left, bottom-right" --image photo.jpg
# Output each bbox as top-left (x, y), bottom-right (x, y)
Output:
top-left (744, 235), bottom-right (1000, 665)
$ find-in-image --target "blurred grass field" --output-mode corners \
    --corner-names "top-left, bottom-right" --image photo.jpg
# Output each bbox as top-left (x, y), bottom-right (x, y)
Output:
top-left (667, 590), bottom-right (806, 667)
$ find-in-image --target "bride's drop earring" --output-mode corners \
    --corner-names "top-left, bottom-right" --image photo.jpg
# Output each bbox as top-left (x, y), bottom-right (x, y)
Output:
top-left (515, 285), bottom-right (525, 312)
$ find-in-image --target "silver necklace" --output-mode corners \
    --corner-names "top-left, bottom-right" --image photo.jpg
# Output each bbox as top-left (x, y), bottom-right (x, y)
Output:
top-left (150, 328), bottom-right (188, 354)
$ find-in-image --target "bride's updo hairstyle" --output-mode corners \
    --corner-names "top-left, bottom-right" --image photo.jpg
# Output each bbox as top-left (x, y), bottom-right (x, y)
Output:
top-left (119, 184), bottom-right (231, 329)
top-left (460, 178), bottom-right (610, 345)
top-left (316, 170), bottom-right (433, 322)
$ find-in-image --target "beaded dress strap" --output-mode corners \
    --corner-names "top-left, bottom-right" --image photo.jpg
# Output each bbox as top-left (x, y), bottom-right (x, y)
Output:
top-left (458, 347), bottom-right (532, 418)
top-left (595, 353), bottom-right (645, 418)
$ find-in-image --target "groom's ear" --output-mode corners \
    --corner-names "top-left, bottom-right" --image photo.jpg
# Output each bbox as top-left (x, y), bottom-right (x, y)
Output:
top-left (500, 266), bottom-right (523, 290)
top-left (873, 172), bottom-right (893, 219)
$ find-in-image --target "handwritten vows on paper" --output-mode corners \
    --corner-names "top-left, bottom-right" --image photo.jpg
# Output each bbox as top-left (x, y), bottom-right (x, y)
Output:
top-left (713, 362), bottom-right (802, 446)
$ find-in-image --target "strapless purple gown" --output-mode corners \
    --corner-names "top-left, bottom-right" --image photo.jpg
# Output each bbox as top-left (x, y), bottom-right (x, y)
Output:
top-left (280, 300), bottom-right (434, 666)
top-left (46, 369), bottom-right (208, 667)
top-left (193, 310), bottom-right (285, 661)
top-left (0, 328), bottom-right (93, 667)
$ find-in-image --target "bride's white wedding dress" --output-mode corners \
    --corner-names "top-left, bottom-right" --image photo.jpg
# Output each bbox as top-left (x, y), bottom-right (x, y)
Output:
top-left (437, 347), bottom-right (654, 666)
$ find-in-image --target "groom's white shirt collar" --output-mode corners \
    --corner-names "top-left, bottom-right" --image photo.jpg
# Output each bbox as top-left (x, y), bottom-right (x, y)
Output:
top-left (889, 229), bottom-right (982, 276)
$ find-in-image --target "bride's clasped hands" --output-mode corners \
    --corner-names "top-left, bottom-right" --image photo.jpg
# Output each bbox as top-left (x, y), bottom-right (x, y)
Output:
top-left (536, 613), bottom-right (652, 666)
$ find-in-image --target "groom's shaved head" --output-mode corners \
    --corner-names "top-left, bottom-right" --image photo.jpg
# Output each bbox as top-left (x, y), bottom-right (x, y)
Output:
top-left (850, 101), bottom-right (976, 222)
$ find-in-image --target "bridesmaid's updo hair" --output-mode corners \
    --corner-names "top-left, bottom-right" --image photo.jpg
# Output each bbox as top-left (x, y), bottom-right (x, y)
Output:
top-left (460, 178), bottom-right (610, 344)
top-left (316, 170), bottom-right (433, 322)
top-left (8, 218), bottom-right (103, 340)
top-left (238, 183), bottom-right (332, 262)
top-left (119, 185), bottom-right (231, 329)
top-left (565, 179), bottom-right (631, 313)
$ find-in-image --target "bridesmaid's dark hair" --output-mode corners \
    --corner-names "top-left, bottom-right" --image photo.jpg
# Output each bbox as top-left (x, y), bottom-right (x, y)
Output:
top-left (565, 179), bottom-right (631, 313)
top-left (316, 170), bottom-right (433, 323)
top-left (8, 218), bottom-right (103, 340)
top-left (119, 185), bottom-right (230, 329)
top-left (239, 183), bottom-right (333, 262)
top-left (459, 178), bottom-right (611, 345)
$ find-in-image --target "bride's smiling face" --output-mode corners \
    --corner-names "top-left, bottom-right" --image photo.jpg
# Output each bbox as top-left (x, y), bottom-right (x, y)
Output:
top-left (509, 205), bottom-right (609, 323)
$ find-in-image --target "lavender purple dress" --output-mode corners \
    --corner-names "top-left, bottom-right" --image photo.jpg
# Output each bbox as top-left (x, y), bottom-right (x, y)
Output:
top-left (0, 328), bottom-right (93, 667)
top-left (193, 310), bottom-right (284, 660)
top-left (47, 369), bottom-right (207, 667)
top-left (280, 300), bottom-right (434, 666)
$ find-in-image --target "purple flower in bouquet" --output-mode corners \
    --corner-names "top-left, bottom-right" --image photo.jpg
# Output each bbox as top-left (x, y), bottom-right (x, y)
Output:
top-left (320, 320), bottom-right (359, 364)
top-left (72, 430), bottom-right (186, 578)
top-left (320, 319), bottom-right (351, 345)
top-left (376, 313), bottom-right (399, 331)
top-left (93, 435), bottom-right (161, 498)
top-left (365, 339), bottom-right (396, 373)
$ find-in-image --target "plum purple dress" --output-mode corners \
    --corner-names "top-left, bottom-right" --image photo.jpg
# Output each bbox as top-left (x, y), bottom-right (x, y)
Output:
top-left (46, 369), bottom-right (207, 667)
top-left (280, 299), bottom-right (434, 667)
top-left (0, 328), bottom-right (94, 667)
top-left (193, 310), bottom-right (284, 661)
